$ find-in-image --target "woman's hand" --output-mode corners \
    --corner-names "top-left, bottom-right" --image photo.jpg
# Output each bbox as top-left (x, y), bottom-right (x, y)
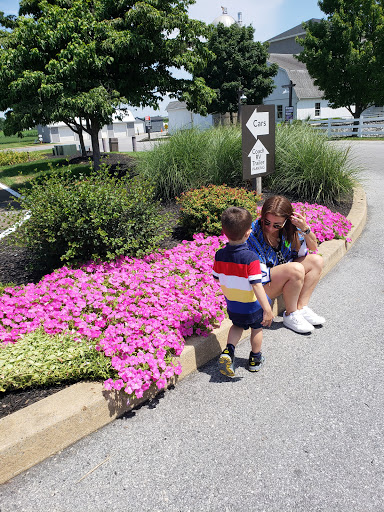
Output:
top-left (291, 211), bottom-right (318, 251)
top-left (290, 212), bottom-right (309, 232)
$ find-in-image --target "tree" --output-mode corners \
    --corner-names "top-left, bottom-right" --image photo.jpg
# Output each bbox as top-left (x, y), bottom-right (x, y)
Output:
top-left (192, 22), bottom-right (278, 123)
top-left (297, 0), bottom-right (384, 119)
top-left (0, 0), bottom-right (215, 168)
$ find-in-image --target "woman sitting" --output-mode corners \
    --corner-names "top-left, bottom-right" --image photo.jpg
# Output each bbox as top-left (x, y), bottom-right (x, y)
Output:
top-left (247, 195), bottom-right (325, 334)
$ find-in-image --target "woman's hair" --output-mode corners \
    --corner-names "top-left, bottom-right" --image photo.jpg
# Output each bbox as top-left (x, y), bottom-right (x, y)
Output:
top-left (260, 195), bottom-right (298, 245)
top-left (221, 206), bottom-right (252, 241)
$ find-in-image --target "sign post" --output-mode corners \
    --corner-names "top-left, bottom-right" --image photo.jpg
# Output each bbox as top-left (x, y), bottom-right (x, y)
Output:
top-left (242, 105), bottom-right (275, 194)
top-left (145, 115), bottom-right (151, 140)
top-left (285, 106), bottom-right (294, 122)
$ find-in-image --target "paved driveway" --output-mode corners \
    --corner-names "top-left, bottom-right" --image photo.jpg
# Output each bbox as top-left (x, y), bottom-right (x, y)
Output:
top-left (0, 141), bottom-right (383, 512)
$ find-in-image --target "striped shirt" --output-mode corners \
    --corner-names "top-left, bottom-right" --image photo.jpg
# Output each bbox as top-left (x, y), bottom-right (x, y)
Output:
top-left (213, 242), bottom-right (266, 326)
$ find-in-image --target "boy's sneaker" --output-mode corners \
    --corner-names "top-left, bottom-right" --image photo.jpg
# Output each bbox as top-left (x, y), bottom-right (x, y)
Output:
top-left (218, 347), bottom-right (235, 377)
top-left (300, 306), bottom-right (326, 326)
top-left (248, 353), bottom-right (265, 372)
top-left (283, 310), bottom-right (314, 334)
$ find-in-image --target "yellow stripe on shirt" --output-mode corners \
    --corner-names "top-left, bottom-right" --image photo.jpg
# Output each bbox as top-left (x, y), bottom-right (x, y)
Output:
top-left (220, 285), bottom-right (257, 303)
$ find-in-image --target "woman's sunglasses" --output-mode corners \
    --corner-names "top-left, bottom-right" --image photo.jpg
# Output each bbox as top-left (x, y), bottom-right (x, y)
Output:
top-left (263, 218), bottom-right (287, 229)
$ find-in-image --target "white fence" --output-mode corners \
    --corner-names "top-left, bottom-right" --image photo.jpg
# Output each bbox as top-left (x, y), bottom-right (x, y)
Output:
top-left (308, 115), bottom-right (384, 138)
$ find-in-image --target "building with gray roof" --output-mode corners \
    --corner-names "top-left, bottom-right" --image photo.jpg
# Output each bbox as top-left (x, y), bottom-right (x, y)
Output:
top-left (264, 20), bottom-right (352, 121)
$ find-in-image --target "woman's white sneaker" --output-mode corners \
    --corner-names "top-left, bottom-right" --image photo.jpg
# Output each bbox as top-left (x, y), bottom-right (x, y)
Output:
top-left (300, 306), bottom-right (325, 326)
top-left (283, 310), bottom-right (314, 333)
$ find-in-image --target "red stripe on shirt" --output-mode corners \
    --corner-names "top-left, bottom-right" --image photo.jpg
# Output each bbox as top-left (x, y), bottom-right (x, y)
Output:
top-left (213, 259), bottom-right (261, 278)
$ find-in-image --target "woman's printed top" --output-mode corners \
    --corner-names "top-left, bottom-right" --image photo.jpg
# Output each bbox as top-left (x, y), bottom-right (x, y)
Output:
top-left (247, 219), bottom-right (308, 283)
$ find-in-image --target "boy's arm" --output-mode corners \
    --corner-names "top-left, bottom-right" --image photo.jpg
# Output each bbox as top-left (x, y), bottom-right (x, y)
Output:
top-left (252, 282), bottom-right (274, 327)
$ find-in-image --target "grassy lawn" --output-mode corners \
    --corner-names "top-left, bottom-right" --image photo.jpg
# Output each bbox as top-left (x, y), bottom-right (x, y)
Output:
top-left (0, 158), bottom-right (90, 192)
top-left (0, 151), bottom-right (142, 192)
top-left (0, 129), bottom-right (42, 149)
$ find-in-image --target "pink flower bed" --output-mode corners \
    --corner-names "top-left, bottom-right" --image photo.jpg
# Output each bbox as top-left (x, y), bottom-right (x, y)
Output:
top-left (292, 202), bottom-right (352, 243)
top-left (0, 203), bottom-right (352, 400)
top-left (0, 234), bottom-right (227, 399)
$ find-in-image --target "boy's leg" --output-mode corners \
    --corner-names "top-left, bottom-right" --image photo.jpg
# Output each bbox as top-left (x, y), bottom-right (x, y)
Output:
top-left (218, 324), bottom-right (243, 377)
top-left (248, 327), bottom-right (265, 372)
top-left (227, 324), bottom-right (244, 347)
top-left (250, 327), bottom-right (263, 354)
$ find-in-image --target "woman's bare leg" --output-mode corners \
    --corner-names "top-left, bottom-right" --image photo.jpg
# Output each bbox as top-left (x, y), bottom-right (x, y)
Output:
top-left (264, 262), bottom-right (305, 315)
top-left (264, 255), bottom-right (323, 314)
top-left (294, 254), bottom-right (323, 309)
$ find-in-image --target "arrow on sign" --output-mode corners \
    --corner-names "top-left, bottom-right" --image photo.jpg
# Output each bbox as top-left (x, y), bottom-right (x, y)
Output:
top-left (246, 108), bottom-right (269, 139)
top-left (248, 139), bottom-right (269, 175)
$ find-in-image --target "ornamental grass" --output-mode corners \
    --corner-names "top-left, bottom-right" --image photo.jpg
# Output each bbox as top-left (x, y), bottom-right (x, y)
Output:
top-left (267, 123), bottom-right (360, 204)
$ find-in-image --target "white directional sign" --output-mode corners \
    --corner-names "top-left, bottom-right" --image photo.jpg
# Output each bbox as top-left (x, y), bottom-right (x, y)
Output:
top-left (248, 139), bottom-right (269, 175)
top-left (245, 109), bottom-right (269, 139)
top-left (242, 104), bottom-right (275, 180)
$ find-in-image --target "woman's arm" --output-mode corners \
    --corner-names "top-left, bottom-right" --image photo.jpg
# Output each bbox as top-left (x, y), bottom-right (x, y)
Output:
top-left (290, 212), bottom-right (317, 252)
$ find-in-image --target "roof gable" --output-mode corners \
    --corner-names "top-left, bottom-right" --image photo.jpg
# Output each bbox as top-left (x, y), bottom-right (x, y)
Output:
top-left (268, 53), bottom-right (323, 99)
top-left (266, 19), bottom-right (321, 42)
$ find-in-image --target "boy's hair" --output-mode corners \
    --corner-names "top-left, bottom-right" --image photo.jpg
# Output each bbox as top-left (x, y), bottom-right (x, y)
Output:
top-left (221, 207), bottom-right (252, 241)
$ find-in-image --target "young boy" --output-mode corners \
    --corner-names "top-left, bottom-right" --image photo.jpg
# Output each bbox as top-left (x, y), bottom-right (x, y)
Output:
top-left (213, 207), bottom-right (274, 377)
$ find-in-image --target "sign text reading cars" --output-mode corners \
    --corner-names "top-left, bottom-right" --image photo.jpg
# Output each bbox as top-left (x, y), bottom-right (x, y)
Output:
top-left (241, 105), bottom-right (275, 180)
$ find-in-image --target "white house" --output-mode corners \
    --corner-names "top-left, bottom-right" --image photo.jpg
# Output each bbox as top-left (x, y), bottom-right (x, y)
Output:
top-left (265, 20), bottom-right (383, 121)
top-left (38, 110), bottom-right (137, 152)
top-left (263, 53), bottom-right (351, 121)
top-left (166, 101), bottom-right (214, 133)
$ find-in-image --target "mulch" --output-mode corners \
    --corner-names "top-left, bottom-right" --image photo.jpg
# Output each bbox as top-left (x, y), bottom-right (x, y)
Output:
top-left (0, 153), bottom-right (353, 419)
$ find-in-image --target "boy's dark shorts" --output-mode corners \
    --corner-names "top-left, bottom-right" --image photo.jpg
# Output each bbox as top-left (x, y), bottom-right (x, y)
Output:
top-left (232, 319), bottom-right (263, 330)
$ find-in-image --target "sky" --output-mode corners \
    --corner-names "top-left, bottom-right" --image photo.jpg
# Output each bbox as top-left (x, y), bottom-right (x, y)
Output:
top-left (0, 0), bottom-right (324, 117)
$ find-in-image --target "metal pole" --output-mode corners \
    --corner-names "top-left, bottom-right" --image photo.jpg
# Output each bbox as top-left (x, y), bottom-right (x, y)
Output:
top-left (256, 177), bottom-right (262, 195)
top-left (132, 136), bottom-right (137, 152)
top-left (251, 177), bottom-right (263, 195)
top-left (238, 90), bottom-right (241, 125)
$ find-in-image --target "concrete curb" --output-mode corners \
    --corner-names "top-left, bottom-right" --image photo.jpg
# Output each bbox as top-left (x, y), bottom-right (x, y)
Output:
top-left (0, 184), bottom-right (367, 484)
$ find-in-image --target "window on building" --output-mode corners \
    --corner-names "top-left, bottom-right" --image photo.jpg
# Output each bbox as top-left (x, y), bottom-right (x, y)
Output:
top-left (277, 105), bottom-right (283, 120)
top-left (315, 102), bottom-right (321, 117)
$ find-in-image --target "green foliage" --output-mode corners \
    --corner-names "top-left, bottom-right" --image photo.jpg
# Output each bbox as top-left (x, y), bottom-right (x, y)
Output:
top-left (265, 123), bottom-right (359, 204)
top-left (0, 129), bottom-right (39, 148)
top-left (0, 0), bottom-right (215, 168)
top-left (0, 149), bottom-right (39, 166)
top-left (177, 184), bottom-right (262, 237)
top-left (0, 282), bottom-right (16, 295)
top-left (12, 165), bottom-right (167, 267)
top-left (0, 329), bottom-right (115, 392)
top-left (298, 1), bottom-right (384, 118)
top-left (191, 23), bottom-right (278, 117)
top-left (138, 126), bottom-right (244, 202)
top-left (0, 158), bottom-right (78, 192)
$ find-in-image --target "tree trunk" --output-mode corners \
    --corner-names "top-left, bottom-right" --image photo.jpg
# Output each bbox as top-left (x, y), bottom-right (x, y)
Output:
top-left (352, 106), bottom-right (364, 137)
top-left (64, 120), bottom-right (87, 156)
top-left (78, 128), bottom-right (87, 157)
top-left (90, 125), bottom-right (101, 170)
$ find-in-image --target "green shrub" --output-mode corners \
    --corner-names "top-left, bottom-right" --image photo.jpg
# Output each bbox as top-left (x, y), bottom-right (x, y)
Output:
top-left (0, 149), bottom-right (38, 166)
top-left (0, 329), bottom-right (115, 392)
top-left (177, 184), bottom-right (261, 237)
top-left (12, 165), bottom-right (168, 268)
top-left (266, 123), bottom-right (360, 204)
top-left (138, 125), bottom-right (243, 202)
